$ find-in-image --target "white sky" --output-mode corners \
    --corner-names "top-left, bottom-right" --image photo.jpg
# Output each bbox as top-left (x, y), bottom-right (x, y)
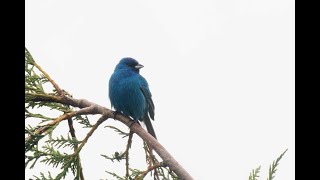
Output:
top-left (26, 0), bottom-right (294, 179)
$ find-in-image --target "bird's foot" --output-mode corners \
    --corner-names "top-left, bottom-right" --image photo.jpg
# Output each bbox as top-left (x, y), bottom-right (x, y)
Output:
top-left (129, 120), bottom-right (141, 128)
top-left (112, 111), bottom-right (119, 120)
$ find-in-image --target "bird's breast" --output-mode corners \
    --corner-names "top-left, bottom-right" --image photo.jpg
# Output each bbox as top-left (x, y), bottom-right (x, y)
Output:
top-left (109, 74), bottom-right (146, 120)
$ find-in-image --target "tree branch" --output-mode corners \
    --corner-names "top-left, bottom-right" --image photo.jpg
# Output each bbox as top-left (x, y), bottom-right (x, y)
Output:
top-left (28, 94), bottom-right (194, 179)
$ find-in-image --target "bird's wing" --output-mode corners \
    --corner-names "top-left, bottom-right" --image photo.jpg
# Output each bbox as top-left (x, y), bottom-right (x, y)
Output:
top-left (140, 86), bottom-right (157, 139)
top-left (140, 86), bottom-right (155, 120)
top-left (139, 77), bottom-right (156, 139)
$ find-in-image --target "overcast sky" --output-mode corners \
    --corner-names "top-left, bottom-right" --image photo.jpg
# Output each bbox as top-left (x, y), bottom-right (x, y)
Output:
top-left (26, 0), bottom-right (294, 179)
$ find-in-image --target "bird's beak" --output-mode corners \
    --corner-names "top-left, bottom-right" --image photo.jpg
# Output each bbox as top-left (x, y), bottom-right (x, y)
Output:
top-left (135, 64), bottom-right (144, 69)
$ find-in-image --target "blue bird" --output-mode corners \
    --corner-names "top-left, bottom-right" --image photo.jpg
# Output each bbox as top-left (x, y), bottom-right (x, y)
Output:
top-left (109, 57), bottom-right (157, 139)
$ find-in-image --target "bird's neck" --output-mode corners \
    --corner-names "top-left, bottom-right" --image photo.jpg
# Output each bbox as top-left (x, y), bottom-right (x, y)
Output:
top-left (115, 68), bottom-right (140, 76)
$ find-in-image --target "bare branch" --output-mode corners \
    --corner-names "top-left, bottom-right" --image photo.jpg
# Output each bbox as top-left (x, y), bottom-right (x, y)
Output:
top-left (135, 162), bottom-right (167, 180)
top-left (73, 115), bottom-right (109, 155)
top-left (125, 131), bottom-right (134, 178)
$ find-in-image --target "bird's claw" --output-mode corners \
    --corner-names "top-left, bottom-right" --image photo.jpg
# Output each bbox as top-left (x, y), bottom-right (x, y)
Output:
top-left (129, 120), bottom-right (141, 128)
top-left (112, 111), bottom-right (118, 120)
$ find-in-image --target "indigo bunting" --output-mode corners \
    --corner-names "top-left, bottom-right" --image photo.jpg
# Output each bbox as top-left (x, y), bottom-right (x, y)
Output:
top-left (109, 58), bottom-right (157, 139)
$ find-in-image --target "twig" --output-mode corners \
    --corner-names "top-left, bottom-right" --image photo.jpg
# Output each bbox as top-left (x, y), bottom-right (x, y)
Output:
top-left (135, 162), bottom-right (167, 180)
top-left (68, 118), bottom-right (85, 180)
top-left (125, 131), bottom-right (134, 178)
top-left (25, 106), bottom-right (96, 142)
top-left (68, 118), bottom-right (76, 138)
top-left (143, 142), bottom-right (160, 180)
top-left (73, 115), bottom-right (108, 155)
top-left (31, 59), bottom-right (63, 95)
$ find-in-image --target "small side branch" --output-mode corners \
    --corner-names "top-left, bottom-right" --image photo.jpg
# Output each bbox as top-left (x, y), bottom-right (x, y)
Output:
top-left (143, 142), bottom-right (160, 180)
top-left (135, 162), bottom-right (167, 180)
top-left (31, 60), bottom-right (63, 95)
top-left (125, 131), bottom-right (134, 178)
top-left (73, 115), bottom-right (109, 155)
top-left (68, 118), bottom-right (76, 138)
top-left (68, 118), bottom-right (85, 180)
top-left (25, 106), bottom-right (97, 142)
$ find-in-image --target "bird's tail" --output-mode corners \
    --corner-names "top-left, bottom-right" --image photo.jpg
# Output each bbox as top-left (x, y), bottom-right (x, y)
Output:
top-left (142, 113), bottom-right (157, 139)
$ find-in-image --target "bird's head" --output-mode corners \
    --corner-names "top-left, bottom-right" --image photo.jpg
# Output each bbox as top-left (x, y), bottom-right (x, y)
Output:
top-left (115, 57), bottom-right (144, 73)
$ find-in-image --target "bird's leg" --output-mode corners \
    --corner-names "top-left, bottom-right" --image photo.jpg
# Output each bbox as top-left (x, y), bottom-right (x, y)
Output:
top-left (129, 120), bottom-right (141, 128)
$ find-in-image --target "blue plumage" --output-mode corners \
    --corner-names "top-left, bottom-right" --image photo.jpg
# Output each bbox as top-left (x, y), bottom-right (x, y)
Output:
top-left (109, 58), bottom-right (156, 139)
